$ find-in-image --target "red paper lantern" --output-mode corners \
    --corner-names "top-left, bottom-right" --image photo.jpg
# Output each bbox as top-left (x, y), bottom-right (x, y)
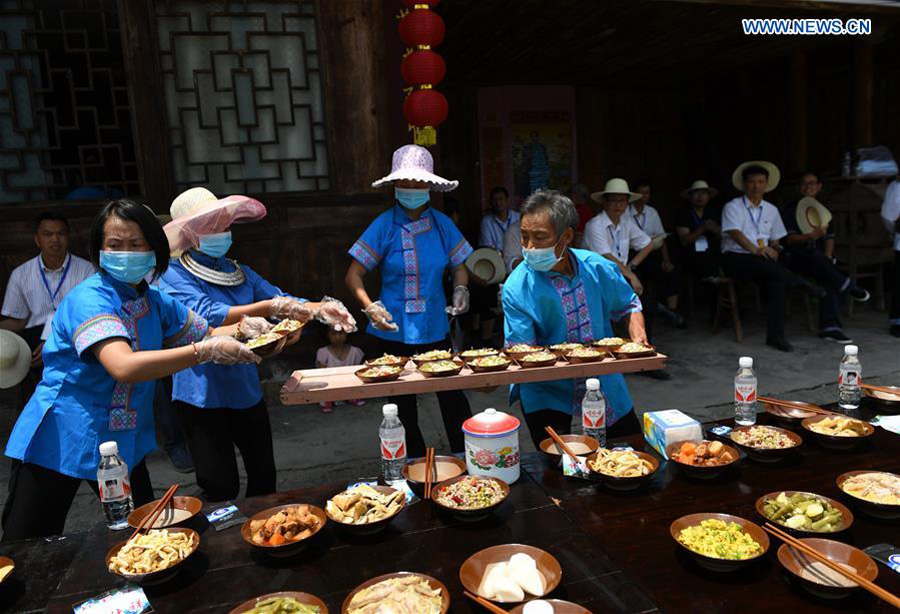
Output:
top-left (401, 50), bottom-right (446, 86)
top-left (402, 0), bottom-right (440, 7)
top-left (404, 88), bottom-right (448, 146)
top-left (398, 9), bottom-right (445, 48)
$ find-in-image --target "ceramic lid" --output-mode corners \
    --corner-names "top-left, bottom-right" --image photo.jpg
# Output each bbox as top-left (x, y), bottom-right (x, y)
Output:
top-left (463, 408), bottom-right (520, 437)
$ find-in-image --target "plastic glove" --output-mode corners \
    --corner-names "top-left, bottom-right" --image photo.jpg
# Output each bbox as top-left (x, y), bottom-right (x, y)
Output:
top-left (316, 296), bottom-right (358, 333)
top-left (236, 315), bottom-right (273, 340)
top-left (270, 296), bottom-right (314, 323)
top-left (194, 336), bottom-right (261, 365)
top-left (364, 301), bottom-right (399, 332)
top-left (445, 285), bottom-right (470, 316)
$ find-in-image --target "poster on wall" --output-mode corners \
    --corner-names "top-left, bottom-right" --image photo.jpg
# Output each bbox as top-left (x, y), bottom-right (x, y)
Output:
top-left (510, 110), bottom-right (573, 200)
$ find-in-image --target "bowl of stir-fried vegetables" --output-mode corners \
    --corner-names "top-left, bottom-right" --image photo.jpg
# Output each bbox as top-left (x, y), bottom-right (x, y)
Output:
top-left (230, 592), bottom-right (329, 614)
top-left (431, 475), bottom-right (510, 522)
top-left (468, 355), bottom-right (512, 373)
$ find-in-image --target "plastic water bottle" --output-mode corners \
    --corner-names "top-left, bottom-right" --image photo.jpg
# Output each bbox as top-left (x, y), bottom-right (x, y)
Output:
top-left (734, 357), bottom-right (757, 426)
top-left (581, 378), bottom-right (607, 448)
top-left (839, 345), bottom-right (862, 410)
top-left (97, 441), bottom-right (134, 530)
top-left (379, 404), bottom-right (407, 482)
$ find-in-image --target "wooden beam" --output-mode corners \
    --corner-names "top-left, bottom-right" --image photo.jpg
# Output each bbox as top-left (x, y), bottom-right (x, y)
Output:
top-left (853, 39), bottom-right (874, 149)
top-left (789, 48), bottom-right (809, 175)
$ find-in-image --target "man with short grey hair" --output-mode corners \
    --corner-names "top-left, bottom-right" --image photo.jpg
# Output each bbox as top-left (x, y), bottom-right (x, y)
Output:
top-left (502, 189), bottom-right (647, 447)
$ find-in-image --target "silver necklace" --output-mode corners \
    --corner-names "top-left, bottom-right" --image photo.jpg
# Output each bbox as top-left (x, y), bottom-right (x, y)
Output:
top-left (180, 253), bottom-right (246, 286)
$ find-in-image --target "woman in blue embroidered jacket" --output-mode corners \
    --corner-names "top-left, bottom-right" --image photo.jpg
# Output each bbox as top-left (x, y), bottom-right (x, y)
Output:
top-left (3, 200), bottom-right (261, 541)
top-left (345, 145), bottom-right (474, 458)
top-left (502, 189), bottom-right (649, 448)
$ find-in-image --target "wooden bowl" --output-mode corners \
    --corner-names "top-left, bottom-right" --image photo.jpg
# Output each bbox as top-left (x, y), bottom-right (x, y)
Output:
top-left (402, 455), bottom-right (466, 495)
top-left (728, 425), bottom-right (802, 463)
top-left (670, 513), bottom-right (769, 572)
top-left (777, 538), bottom-right (878, 599)
top-left (230, 591), bottom-right (329, 614)
top-left (863, 385), bottom-right (900, 411)
top-left (755, 491), bottom-right (854, 536)
top-left (240, 504), bottom-right (327, 557)
top-left (548, 343), bottom-right (585, 357)
top-left (515, 353), bottom-right (559, 369)
top-left (591, 338), bottom-right (626, 352)
top-left (246, 333), bottom-right (287, 357)
top-left (612, 344), bottom-right (656, 359)
top-left (510, 600), bottom-right (591, 614)
top-left (503, 346), bottom-right (545, 361)
top-left (801, 416), bottom-right (874, 450)
top-left (563, 349), bottom-right (608, 364)
top-left (468, 356), bottom-right (512, 373)
top-left (354, 365), bottom-right (403, 383)
top-left (585, 449), bottom-right (660, 491)
top-left (417, 359), bottom-right (464, 378)
top-left (0, 556), bottom-right (14, 586)
top-left (431, 475), bottom-right (510, 522)
top-left (326, 485), bottom-right (405, 536)
top-left (666, 441), bottom-right (741, 479)
top-left (411, 351), bottom-right (455, 367)
top-left (458, 349), bottom-right (500, 364)
top-left (127, 496), bottom-right (203, 530)
top-left (761, 400), bottom-right (820, 426)
top-left (364, 355), bottom-right (409, 368)
top-left (459, 544), bottom-right (563, 604)
top-left (538, 434), bottom-right (600, 463)
top-left (342, 572), bottom-right (450, 614)
top-left (106, 527), bottom-right (200, 584)
top-left (836, 471), bottom-right (900, 519)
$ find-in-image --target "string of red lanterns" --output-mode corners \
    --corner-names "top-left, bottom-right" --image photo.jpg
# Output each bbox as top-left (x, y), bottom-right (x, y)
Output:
top-left (398, 0), bottom-right (448, 146)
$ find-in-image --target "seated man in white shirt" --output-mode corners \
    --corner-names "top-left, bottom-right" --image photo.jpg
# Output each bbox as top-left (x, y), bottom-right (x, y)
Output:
top-left (502, 219), bottom-right (523, 273)
top-left (720, 162), bottom-right (826, 352)
top-left (880, 176), bottom-right (900, 337)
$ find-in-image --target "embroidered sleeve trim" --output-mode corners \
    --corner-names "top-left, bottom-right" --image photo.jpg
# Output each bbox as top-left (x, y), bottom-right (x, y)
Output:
top-left (165, 310), bottom-right (210, 347)
top-left (73, 314), bottom-right (130, 356)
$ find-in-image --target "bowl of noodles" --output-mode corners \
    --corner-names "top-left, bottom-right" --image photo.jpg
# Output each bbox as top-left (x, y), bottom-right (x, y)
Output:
top-left (106, 527), bottom-right (199, 584)
top-left (342, 572), bottom-right (449, 614)
top-left (586, 448), bottom-right (659, 490)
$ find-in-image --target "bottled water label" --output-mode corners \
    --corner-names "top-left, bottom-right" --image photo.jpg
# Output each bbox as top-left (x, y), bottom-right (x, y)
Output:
top-left (582, 405), bottom-right (606, 430)
top-left (734, 383), bottom-right (757, 403)
top-left (380, 435), bottom-right (406, 461)
top-left (99, 476), bottom-right (130, 502)
top-left (839, 370), bottom-right (860, 386)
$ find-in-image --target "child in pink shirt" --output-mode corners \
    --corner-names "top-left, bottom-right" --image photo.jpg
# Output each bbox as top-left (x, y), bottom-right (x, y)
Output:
top-left (315, 329), bottom-right (365, 412)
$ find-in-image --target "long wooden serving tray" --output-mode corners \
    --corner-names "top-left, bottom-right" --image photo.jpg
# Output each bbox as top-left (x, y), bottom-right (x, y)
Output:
top-left (280, 353), bottom-right (667, 405)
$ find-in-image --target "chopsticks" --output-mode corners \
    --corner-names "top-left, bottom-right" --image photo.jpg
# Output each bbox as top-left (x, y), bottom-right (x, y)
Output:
top-left (758, 396), bottom-right (839, 417)
top-left (463, 590), bottom-right (509, 614)
top-left (423, 448), bottom-right (436, 499)
top-left (861, 383), bottom-right (900, 396)
top-left (544, 426), bottom-right (580, 465)
top-left (763, 522), bottom-right (900, 609)
top-left (128, 484), bottom-right (179, 542)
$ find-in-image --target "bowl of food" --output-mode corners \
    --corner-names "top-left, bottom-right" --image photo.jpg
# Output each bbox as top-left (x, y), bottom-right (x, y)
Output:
top-left (418, 359), bottom-right (464, 378)
top-left (728, 425), bottom-right (802, 463)
top-left (548, 342), bottom-right (584, 357)
top-left (469, 355), bottom-right (512, 373)
top-left (355, 365), bottom-right (403, 383)
top-left (564, 347), bottom-right (607, 364)
top-left (411, 349), bottom-right (454, 367)
top-left (611, 342), bottom-right (656, 359)
top-left (230, 592), bottom-right (328, 614)
top-left (270, 319), bottom-right (305, 337)
top-left (836, 471), bottom-right (900, 519)
top-left (402, 455), bottom-right (467, 493)
top-left (516, 351), bottom-right (558, 369)
top-left (240, 504), bottom-right (326, 557)
top-left (761, 399), bottom-right (820, 427)
top-left (459, 544), bottom-right (562, 604)
top-left (0, 557), bottom-right (13, 586)
top-left (342, 572), bottom-right (449, 614)
top-left (431, 475), bottom-right (510, 522)
top-left (538, 434), bottom-right (599, 464)
top-left (245, 332), bottom-right (288, 357)
top-left (458, 348), bottom-right (500, 364)
top-left (365, 354), bottom-right (409, 368)
top-left (670, 513), bottom-right (769, 572)
top-left (106, 527), bottom-right (199, 584)
top-left (777, 538), bottom-right (878, 600)
top-left (801, 415), bottom-right (874, 450)
top-left (666, 440), bottom-right (740, 479)
top-left (509, 601), bottom-right (590, 614)
top-left (586, 448), bottom-right (659, 490)
top-left (756, 491), bottom-right (853, 535)
top-left (504, 344), bottom-right (545, 361)
top-left (862, 385), bottom-right (900, 411)
top-left (325, 485), bottom-right (405, 535)
top-left (591, 337), bottom-right (626, 352)
top-left (127, 496), bottom-right (203, 530)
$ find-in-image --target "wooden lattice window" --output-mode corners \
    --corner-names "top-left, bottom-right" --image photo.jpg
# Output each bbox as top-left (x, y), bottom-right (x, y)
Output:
top-left (156, 0), bottom-right (330, 195)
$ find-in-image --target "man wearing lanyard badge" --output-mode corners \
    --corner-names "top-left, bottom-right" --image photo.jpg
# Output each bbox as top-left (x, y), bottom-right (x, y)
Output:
top-left (721, 161), bottom-right (826, 352)
top-left (0, 213), bottom-right (95, 404)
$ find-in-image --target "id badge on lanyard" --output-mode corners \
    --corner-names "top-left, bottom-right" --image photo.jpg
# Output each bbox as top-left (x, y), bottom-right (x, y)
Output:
top-left (39, 258), bottom-right (71, 341)
top-left (745, 198), bottom-right (765, 248)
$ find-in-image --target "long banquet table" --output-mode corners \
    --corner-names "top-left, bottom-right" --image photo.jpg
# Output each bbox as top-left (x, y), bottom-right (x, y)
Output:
top-left (2, 401), bottom-right (899, 613)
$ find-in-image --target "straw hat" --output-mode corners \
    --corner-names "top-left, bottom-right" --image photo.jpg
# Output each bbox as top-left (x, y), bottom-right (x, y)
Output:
top-left (796, 197), bottom-right (833, 234)
top-left (732, 161), bottom-right (781, 193)
top-left (163, 187), bottom-right (267, 256)
top-left (680, 180), bottom-right (719, 199)
top-left (590, 178), bottom-right (641, 204)
top-left (0, 331), bottom-right (31, 389)
top-left (371, 145), bottom-right (458, 192)
top-left (465, 248), bottom-right (506, 285)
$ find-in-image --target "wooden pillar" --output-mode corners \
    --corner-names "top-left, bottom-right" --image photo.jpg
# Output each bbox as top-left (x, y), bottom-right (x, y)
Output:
top-left (117, 0), bottom-right (174, 211)
top-left (789, 48), bottom-right (808, 175)
top-left (853, 40), bottom-right (874, 149)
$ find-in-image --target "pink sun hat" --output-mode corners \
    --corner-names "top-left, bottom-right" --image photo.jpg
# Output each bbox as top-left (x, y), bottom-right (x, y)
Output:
top-left (371, 144), bottom-right (458, 192)
top-left (163, 187), bottom-right (267, 256)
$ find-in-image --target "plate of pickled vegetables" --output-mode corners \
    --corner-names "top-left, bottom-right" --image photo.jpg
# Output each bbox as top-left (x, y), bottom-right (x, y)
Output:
top-left (756, 491), bottom-right (853, 535)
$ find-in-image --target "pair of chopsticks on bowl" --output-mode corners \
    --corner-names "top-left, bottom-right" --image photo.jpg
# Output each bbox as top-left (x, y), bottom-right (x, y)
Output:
top-left (423, 448), bottom-right (437, 499)
top-left (545, 426), bottom-right (580, 465)
top-left (758, 396), bottom-right (839, 417)
top-left (861, 383), bottom-right (900, 396)
top-left (763, 522), bottom-right (900, 609)
top-left (128, 483), bottom-right (179, 542)
top-left (464, 590), bottom-right (509, 614)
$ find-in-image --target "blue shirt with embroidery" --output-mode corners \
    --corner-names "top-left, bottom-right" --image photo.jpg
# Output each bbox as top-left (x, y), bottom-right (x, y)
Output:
top-left (157, 250), bottom-right (299, 410)
top-left (501, 249), bottom-right (642, 423)
top-left (5, 272), bottom-right (208, 480)
top-left (349, 205), bottom-right (474, 345)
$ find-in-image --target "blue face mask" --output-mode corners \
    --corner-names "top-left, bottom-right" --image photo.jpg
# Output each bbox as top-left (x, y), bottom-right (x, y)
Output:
top-left (100, 250), bottom-right (157, 284)
top-left (395, 187), bottom-right (430, 210)
top-left (198, 231), bottom-right (233, 258)
top-left (522, 238), bottom-right (564, 272)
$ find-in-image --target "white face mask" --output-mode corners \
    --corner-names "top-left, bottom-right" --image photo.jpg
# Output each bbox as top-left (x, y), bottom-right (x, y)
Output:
top-left (522, 237), bottom-right (564, 272)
